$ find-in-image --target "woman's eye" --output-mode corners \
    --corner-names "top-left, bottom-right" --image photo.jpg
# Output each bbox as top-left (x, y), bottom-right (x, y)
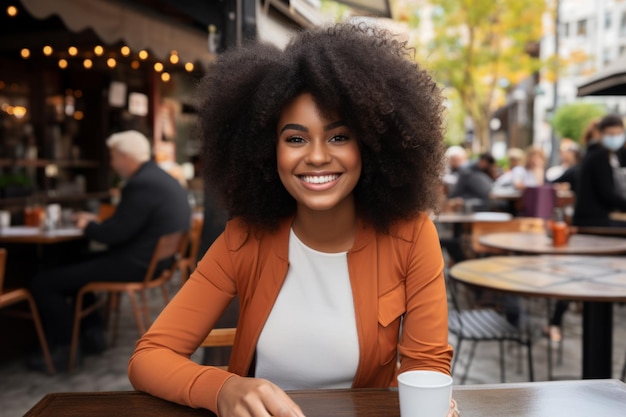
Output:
top-left (330, 135), bottom-right (349, 143)
top-left (285, 136), bottom-right (305, 144)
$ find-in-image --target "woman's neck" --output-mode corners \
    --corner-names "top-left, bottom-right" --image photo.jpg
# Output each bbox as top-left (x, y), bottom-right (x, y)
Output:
top-left (292, 198), bottom-right (357, 253)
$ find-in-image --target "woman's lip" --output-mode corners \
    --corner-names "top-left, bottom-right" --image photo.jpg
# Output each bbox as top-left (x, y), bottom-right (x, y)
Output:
top-left (297, 173), bottom-right (341, 190)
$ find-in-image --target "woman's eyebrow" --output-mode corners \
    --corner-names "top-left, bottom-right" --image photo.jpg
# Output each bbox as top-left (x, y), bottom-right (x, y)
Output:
top-left (324, 120), bottom-right (346, 131)
top-left (279, 123), bottom-right (307, 134)
top-left (279, 120), bottom-right (346, 134)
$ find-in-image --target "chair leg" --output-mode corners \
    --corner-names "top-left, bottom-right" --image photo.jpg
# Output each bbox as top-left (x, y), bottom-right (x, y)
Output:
top-left (140, 290), bottom-right (151, 331)
top-left (127, 290), bottom-right (146, 335)
top-left (499, 341), bottom-right (506, 383)
top-left (109, 292), bottom-right (121, 346)
top-left (461, 340), bottom-right (478, 385)
top-left (451, 337), bottom-right (463, 375)
top-left (621, 350), bottom-right (626, 382)
top-left (69, 290), bottom-right (86, 372)
top-left (526, 340), bottom-right (534, 382)
top-left (26, 296), bottom-right (55, 374)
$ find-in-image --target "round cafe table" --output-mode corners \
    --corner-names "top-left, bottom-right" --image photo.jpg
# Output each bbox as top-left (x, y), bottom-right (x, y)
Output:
top-left (477, 232), bottom-right (626, 255)
top-left (450, 251), bottom-right (626, 380)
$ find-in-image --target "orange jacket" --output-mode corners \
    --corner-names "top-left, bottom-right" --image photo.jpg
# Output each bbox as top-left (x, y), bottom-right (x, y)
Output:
top-left (128, 213), bottom-right (452, 413)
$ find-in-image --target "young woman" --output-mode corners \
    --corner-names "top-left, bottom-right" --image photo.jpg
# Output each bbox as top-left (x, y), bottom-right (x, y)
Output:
top-left (129, 23), bottom-right (454, 417)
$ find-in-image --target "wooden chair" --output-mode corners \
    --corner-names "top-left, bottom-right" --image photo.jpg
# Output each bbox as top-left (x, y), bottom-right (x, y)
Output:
top-left (178, 215), bottom-right (204, 285)
top-left (68, 231), bottom-right (188, 371)
top-left (0, 248), bottom-right (55, 374)
top-left (467, 217), bottom-right (546, 257)
top-left (200, 327), bottom-right (236, 370)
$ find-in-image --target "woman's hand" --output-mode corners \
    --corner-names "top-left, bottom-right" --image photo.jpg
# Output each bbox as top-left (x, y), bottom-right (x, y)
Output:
top-left (447, 398), bottom-right (460, 417)
top-left (217, 376), bottom-right (306, 417)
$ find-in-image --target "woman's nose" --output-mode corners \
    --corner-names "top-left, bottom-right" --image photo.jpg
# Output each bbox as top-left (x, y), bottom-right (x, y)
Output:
top-left (305, 141), bottom-right (331, 165)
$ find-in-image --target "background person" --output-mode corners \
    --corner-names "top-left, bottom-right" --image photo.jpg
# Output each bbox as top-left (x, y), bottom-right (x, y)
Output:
top-left (28, 130), bottom-right (191, 371)
top-left (573, 114), bottom-right (626, 227)
top-left (128, 23), bottom-right (455, 417)
top-left (449, 152), bottom-right (498, 211)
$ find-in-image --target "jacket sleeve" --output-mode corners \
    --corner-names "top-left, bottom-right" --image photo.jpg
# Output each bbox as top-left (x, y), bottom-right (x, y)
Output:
top-left (128, 227), bottom-right (239, 413)
top-left (397, 218), bottom-right (453, 375)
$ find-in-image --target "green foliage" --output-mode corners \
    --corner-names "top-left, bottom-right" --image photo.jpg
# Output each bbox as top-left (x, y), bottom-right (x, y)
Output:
top-left (551, 102), bottom-right (605, 142)
top-left (404, 0), bottom-right (547, 151)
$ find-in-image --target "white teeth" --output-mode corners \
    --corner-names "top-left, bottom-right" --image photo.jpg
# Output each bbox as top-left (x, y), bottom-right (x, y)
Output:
top-left (300, 174), bottom-right (339, 184)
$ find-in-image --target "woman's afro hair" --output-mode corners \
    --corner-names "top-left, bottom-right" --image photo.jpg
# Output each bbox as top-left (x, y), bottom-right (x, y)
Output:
top-left (197, 22), bottom-right (446, 232)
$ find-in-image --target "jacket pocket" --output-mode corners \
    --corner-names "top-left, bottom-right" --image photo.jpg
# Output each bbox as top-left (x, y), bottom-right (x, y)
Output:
top-left (377, 283), bottom-right (406, 365)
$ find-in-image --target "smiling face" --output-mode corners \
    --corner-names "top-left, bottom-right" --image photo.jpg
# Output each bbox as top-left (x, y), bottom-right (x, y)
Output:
top-left (276, 93), bottom-right (362, 214)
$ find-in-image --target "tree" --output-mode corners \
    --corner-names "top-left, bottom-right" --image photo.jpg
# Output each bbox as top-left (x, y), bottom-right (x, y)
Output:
top-left (396, 0), bottom-right (546, 151)
top-left (551, 102), bottom-right (605, 143)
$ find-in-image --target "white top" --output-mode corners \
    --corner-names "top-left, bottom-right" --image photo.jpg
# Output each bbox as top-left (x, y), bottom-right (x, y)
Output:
top-left (255, 229), bottom-right (359, 390)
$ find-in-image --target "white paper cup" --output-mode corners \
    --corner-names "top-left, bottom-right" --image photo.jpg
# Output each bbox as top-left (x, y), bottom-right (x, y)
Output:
top-left (397, 370), bottom-right (453, 417)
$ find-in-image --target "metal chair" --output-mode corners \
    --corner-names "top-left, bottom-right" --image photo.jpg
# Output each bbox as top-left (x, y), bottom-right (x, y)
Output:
top-left (0, 248), bottom-right (55, 374)
top-left (447, 275), bottom-right (534, 384)
top-left (68, 231), bottom-right (188, 371)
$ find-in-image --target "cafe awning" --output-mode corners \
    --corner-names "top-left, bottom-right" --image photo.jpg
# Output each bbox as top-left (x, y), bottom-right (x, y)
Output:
top-left (20, 0), bottom-right (215, 68)
top-left (333, 0), bottom-right (392, 17)
top-left (577, 56), bottom-right (626, 97)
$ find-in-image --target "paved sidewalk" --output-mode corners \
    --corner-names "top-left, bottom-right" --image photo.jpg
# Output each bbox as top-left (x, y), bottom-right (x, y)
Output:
top-left (2, 283), bottom-right (625, 417)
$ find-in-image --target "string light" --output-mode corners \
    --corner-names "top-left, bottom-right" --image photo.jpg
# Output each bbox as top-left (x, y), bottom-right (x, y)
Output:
top-left (73, 111), bottom-right (84, 120)
top-left (18, 42), bottom-right (198, 77)
top-left (7, 5), bottom-right (18, 17)
top-left (74, 90), bottom-right (83, 98)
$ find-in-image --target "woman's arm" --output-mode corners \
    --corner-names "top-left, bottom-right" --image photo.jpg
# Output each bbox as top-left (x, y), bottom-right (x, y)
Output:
top-left (398, 218), bottom-right (453, 375)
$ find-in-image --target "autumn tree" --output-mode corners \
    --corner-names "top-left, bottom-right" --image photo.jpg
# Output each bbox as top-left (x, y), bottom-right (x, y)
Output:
top-left (396, 0), bottom-right (546, 151)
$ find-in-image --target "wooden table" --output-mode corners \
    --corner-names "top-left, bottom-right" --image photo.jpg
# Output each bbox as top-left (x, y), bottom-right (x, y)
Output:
top-left (477, 231), bottom-right (626, 255)
top-left (433, 212), bottom-right (513, 224)
top-left (433, 211), bottom-right (513, 239)
top-left (23, 379), bottom-right (626, 417)
top-left (0, 226), bottom-right (83, 244)
top-left (450, 255), bottom-right (626, 379)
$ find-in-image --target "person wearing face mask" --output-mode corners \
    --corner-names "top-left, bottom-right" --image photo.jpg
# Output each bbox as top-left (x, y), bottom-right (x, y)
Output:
top-left (573, 114), bottom-right (626, 227)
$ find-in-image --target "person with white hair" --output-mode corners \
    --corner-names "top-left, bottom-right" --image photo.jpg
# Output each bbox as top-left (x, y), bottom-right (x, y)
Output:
top-left (442, 145), bottom-right (468, 195)
top-left (28, 130), bottom-right (191, 372)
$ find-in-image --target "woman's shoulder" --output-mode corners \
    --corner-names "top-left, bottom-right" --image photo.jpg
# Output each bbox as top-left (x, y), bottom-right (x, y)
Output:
top-left (221, 216), bottom-right (291, 251)
top-left (383, 213), bottom-right (436, 243)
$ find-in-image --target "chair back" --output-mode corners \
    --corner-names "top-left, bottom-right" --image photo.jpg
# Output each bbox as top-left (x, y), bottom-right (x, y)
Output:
top-left (188, 216), bottom-right (204, 264)
top-left (0, 248), bottom-right (6, 291)
top-left (521, 186), bottom-right (556, 219)
top-left (469, 217), bottom-right (545, 256)
top-left (143, 231), bottom-right (188, 285)
top-left (201, 327), bottom-right (237, 348)
top-left (178, 215), bottom-right (204, 285)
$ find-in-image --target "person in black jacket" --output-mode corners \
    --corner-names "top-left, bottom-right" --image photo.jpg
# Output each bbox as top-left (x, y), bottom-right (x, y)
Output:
top-left (29, 130), bottom-right (191, 371)
top-left (573, 114), bottom-right (626, 227)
